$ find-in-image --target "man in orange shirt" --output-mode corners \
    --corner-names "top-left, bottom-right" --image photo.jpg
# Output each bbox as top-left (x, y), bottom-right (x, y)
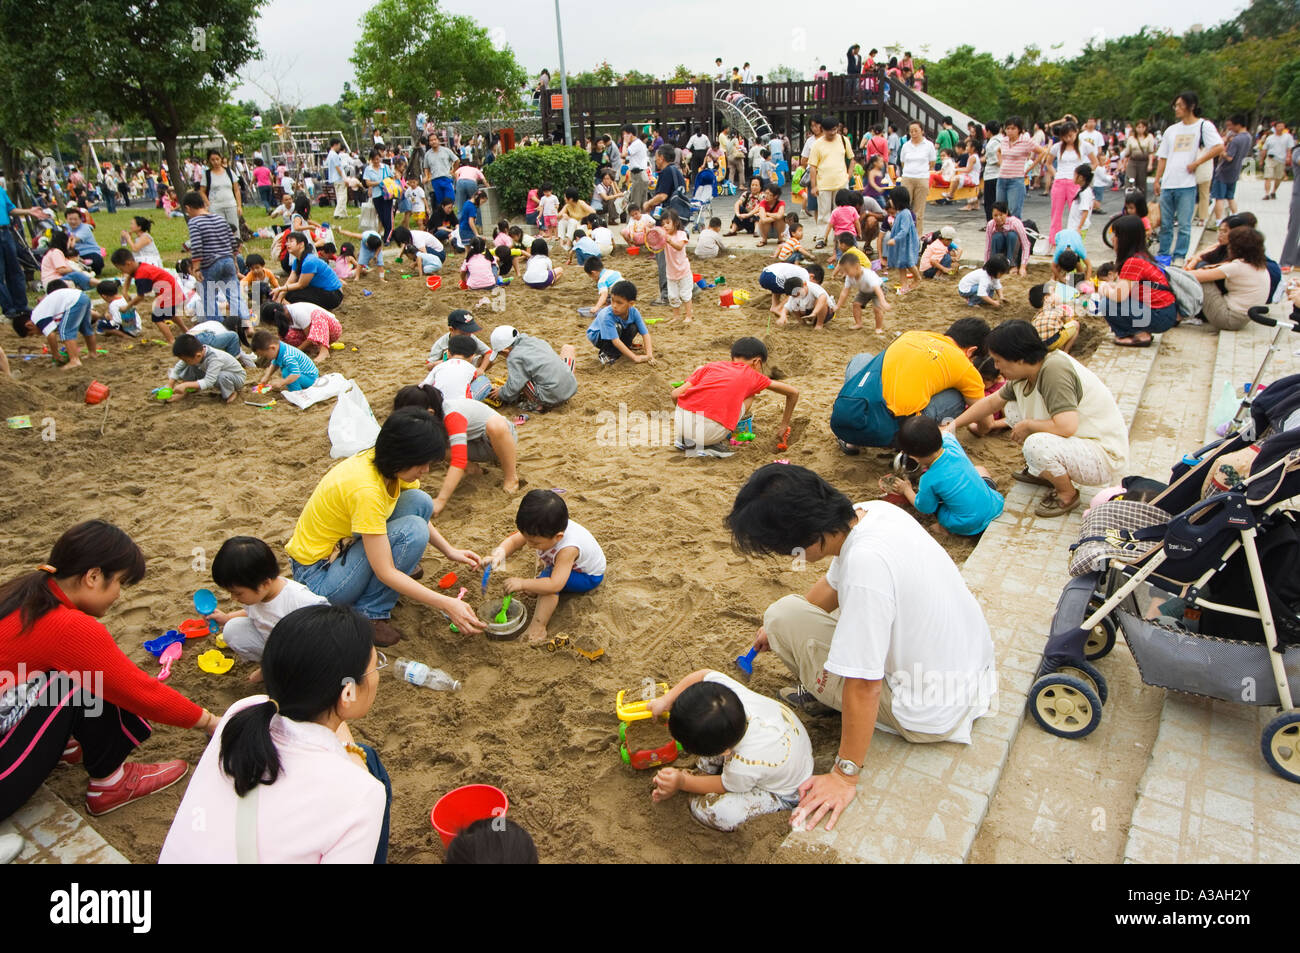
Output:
top-left (830, 318), bottom-right (989, 452)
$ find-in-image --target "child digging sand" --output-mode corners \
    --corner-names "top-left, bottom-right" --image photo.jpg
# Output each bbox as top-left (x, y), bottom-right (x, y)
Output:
top-left (251, 329), bottom-right (319, 392)
top-left (646, 669), bottom-right (813, 832)
top-left (673, 336), bottom-right (798, 457)
top-left (834, 251), bottom-right (890, 333)
top-left (957, 254), bottom-right (1009, 307)
top-left (204, 536), bottom-right (328, 681)
top-left (586, 279), bottom-right (654, 366)
top-left (487, 489), bottom-right (606, 644)
top-left (160, 333), bottom-right (246, 403)
top-left (489, 324), bottom-right (578, 412)
top-left (881, 414), bottom-right (1004, 537)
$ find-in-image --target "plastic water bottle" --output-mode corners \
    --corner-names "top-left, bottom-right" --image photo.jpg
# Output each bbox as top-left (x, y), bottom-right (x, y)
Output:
top-left (393, 658), bottom-right (461, 691)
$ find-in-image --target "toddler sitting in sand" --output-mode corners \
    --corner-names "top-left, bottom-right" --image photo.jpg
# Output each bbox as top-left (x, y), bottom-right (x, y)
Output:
top-left (881, 415), bottom-right (1004, 536)
top-left (646, 669), bottom-right (813, 832)
top-left (204, 536), bottom-right (329, 681)
top-left (487, 490), bottom-right (606, 643)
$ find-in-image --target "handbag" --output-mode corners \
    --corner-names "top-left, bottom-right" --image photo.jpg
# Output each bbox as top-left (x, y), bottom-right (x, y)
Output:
top-left (1194, 121), bottom-right (1214, 185)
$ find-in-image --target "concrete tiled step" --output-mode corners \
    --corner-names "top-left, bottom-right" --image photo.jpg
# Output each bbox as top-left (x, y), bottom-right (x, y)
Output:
top-left (2, 785), bottom-right (127, 865)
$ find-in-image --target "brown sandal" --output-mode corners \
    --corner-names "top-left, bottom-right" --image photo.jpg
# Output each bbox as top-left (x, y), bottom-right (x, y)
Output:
top-left (1013, 468), bottom-right (1053, 487)
top-left (1035, 492), bottom-right (1082, 518)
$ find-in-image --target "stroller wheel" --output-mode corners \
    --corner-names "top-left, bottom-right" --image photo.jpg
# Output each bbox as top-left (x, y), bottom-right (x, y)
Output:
top-left (1057, 659), bottom-right (1109, 705)
top-left (1030, 674), bottom-right (1103, 739)
top-left (1084, 604), bottom-right (1117, 661)
top-left (1261, 711), bottom-right (1300, 783)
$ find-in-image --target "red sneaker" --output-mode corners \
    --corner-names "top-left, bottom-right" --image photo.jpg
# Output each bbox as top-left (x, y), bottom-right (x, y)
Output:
top-left (61, 740), bottom-right (83, 764)
top-left (85, 760), bottom-right (188, 817)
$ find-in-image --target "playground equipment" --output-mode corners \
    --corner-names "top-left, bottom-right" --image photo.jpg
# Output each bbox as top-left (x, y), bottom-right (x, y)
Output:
top-left (713, 89), bottom-right (773, 147)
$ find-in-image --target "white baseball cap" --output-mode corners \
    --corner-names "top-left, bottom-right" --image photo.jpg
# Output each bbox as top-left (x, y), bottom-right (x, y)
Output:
top-left (490, 325), bottom-right (519, 353)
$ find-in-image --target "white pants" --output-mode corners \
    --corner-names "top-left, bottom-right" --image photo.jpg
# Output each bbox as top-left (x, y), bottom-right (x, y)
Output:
top-left (674, 407), bottom-right (729, 449)
top-left (557, 217), bottom-right (579, 245)
top-left (666, 273), bottom-right (694, 307)
top-left (333, 180), bottom-right (348, 217)
top-left (221, 617), bottom-right (266, 662)
top-left (1006, 403), bottom-right (1117, 486)
top-left (689, 788), bottom-right (799, 831)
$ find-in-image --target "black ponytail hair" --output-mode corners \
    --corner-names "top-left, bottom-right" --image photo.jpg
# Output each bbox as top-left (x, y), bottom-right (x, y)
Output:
top-left (260, 301), bottom-right (291, 339)
top-left (392, 383), bottom-right (446, 423)
top-left (0, 521), bottom-right (146, 633)
top-left (219, 604), bottom-right (374, 797)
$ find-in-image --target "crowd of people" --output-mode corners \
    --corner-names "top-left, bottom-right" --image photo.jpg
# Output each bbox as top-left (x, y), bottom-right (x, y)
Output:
top-left (0, 69), bottom-right (1296, 864)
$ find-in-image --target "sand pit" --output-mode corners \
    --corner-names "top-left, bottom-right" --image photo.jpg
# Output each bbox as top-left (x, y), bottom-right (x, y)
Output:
top-left (1, 247), bottom-right (1108, 863)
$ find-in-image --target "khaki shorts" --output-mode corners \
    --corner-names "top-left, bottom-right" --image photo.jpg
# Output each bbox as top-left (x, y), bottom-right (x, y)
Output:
top-left (674, 407), bottom-right (730, 448)
top-left (1265, 157), bottom-right (1287, 180)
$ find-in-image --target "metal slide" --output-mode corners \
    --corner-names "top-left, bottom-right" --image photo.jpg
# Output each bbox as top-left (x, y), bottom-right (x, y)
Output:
top-left (713, 89), bottom-right (773, 143)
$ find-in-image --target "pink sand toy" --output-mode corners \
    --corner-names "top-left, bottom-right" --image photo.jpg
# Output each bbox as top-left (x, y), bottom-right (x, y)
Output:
top-left (157, 641), bottom-right (182, 680)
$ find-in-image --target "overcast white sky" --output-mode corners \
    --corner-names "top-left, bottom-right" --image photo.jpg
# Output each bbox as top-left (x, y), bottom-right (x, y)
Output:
top-left (234, 0), bottom-right (1244, 107)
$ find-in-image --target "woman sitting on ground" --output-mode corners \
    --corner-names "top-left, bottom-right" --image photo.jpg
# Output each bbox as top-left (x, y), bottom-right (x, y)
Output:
top-left (0, 521), bottom-right (218, 824)
top-left (946, 320), bottom-right (1128, 518)
top-left (1185, 212), bottom-right (1256, 270)
top-left (272, 231), bottom-right (345, 310)
top-left (727, 178), bottom-right (763, 235)
top-left (1093, 215), bottom-right (1178, 347)
top-left (160, 604), bottom-right (393, 863)
top-left (1188, 226), bottom-right (1271, 332)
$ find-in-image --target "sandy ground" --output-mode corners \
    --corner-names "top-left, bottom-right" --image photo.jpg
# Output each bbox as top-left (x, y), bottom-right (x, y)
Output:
top-left (3, 245), bottom-right (1109, 863)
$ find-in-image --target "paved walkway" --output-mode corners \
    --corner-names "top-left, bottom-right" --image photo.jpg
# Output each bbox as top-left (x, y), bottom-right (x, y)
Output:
top-left (1, 786), bottom-right (126, 864)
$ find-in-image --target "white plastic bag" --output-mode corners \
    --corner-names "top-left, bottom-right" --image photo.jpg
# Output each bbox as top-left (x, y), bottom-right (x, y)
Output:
top-left (327, 380), bottom-right (380, 458)
top-left (358, 199), bottom-right (379, 233)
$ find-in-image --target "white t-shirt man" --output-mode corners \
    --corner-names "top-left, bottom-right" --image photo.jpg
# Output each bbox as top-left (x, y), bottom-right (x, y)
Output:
top-left (686, 132), bottom-right (711, 153)
top-left (624, 137), bottom-right (649, 173)
top-left (702, 671), bottom-right (813, 798)
top-left (824, 501), bottom-right (995, 740)
top-left (1157, 118), bottom-right (1223, 190)
top-left (1080, 126), bottom-right (1107, 159)
top-left (899, 139), bottom-right (937, 178)
top-left (1264, 129), bottom-right (1295, 162)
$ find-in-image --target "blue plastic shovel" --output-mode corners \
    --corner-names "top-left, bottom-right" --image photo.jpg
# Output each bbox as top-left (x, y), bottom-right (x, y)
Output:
top-left (193, 589), bottom-right (220, 633)
top-left (735, 647), bottom-right (758, 680)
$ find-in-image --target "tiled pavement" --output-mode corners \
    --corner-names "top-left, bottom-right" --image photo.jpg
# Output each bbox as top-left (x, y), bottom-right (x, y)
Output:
top-left (2, 786), bottom-right (126, 865)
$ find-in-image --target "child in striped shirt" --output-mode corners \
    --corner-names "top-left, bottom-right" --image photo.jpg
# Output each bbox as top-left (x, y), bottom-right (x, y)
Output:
top-left (775, 221), bottom-right (807, 264)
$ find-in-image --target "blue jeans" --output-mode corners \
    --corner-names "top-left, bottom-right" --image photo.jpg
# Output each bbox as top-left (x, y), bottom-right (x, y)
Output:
top-left (55, 269), bottom-right (92, 292)
top-left (842, 352), bottom-right (966, 424)
top-left (454, 178), bottom-right (479, 214)
top-left (359, 744), bottom-right (392, 864)
top-left (193, 327), bottom-right (242, 358)
top-left (291, 489), bottom-right (434, 620)
top-left (0, 228), bottom-right (28, 314)
top-left (1100, 297), bottom-right (1178, 338)
top-left (996, 177), bottom-right (1026, 220)
top-left (1158, 186), bottom-right (1197, 259)
top-left (989, 230), bottom-right (1022, 266)
top-left (102, 189), bottom-right (117, 214)
top-left (56, 293), bottom-right (94, 340)
top-left (199, 256), bottom-right (250, 323)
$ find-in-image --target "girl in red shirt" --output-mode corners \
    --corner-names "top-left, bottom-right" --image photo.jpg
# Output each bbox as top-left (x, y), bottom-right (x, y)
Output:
top-left (1095, 215), bottom-right (1178, 346)
top-left (0, 521), bottom-right (217, 823)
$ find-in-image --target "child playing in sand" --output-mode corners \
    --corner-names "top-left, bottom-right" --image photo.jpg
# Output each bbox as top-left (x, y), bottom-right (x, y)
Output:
top-left (259, 300), bottom-right (342, 360)
top-left (586, 279), bottom-right (653, 366)
top-left (695, 217), bottom-right (727, 259)
top-left (957, 255), bottom-right (1009, 307)
top-left (461, 237), bottom-right (499, 291)
top-left (672, 336), bottom-right (798, 456)
top-left (834, 251), bottom-right (890, 333)
top-left (758, 262), bottom-right (809, 318)
top-left (93, 279), bottom-right (139, 338)
top-left (584, 256), bottom-right (623, 311)
top-left (660, 209), bottom-right (694, 324)
top-left (775, 220), bottom-right (807, 264)
top-left (590, 218), bottom-right (615, 257)
top-left (334, 227), bottom-right (386, 281)
top-left (422, 332), bottom-right (490, 401)
top-left (832, 232), bottom-right (871, 271)
top-left (620, 205), bottom-right (652, 249)
top-left (15, 283), bottom-right (97, 368)
top-left (427, 309), bottom-right (493, 373)
top-left (489, 324), bottom-right (578, 412)
top-left (882, 415), bottom-right (1004, 536)
top-left (884, 186), bottom-right (921, 294)
top-left (108, 248), bottom-right (189, 343)
top-left (536, 183), bottom-right (560, 238)
top-left (241, 252), bottom-right (279, 310)
top-left (205, 535), bottom-right (328, 681)
top-left (778, 262), bottom-right (834, 329)
top-left (251, 329), bottom-right (318, 392)
top-left (522, 237), bottom-right (563, 288)
top-left (557, 188), bottom-right (597, 248)
top-left (646, 669), bottom-right (813, 832)
top-left (487, 489), bottom-right (606, 644)
top-left (920, 226), bottom-right (959, 278)
top-left (1028, 283), bottom-right (1081, 353)
top-left (160, 333), bottom-right (246, 403)
top-left (119, 215), bottom-right (163, 271)
top-left (567, 229), bottom-right (602, 267)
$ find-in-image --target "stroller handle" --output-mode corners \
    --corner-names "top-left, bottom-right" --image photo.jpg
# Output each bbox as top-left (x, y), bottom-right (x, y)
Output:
top-left (1248, 305), bottom-right (1300, 330)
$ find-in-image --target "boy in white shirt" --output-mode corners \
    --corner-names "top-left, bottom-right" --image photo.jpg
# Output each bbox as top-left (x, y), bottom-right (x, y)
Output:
top-left (405, 183), bottom-right (427, 228)
top-left (206, 536), bottom-right (329, 681)
top-left (694, 216), bottom-right (727, 259)
top-left (590, 220), bottom-right (615, 257)
top-left (835, 252), bottom-right (890, 332)
top-left (422, 333), bottom-right (489, 400)
top-left (957, 255), bottom-right (1009, 307)
top-left (647, 669), bottom-right (813, 832)
top-left (1065, 165), bottom-right (1094, 235)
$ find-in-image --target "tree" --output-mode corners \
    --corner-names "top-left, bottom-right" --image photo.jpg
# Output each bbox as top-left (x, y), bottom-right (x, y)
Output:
top-left (1213, 31), bottom-right (1300, 127)
top-left (1276, 57), bottom-right (1300, 122)
top-left (0, 1), bottom-right (78, 194)
top-left (928, 45), bottom-right (1004, 121)
top-left (1127, 40), bottom-right (1217, 122)
top-left (568, 62), bottom-right (616, 88)
top-left (768, 64), bottom-right (805, 83)
top-left (211, 100), bottom-right (260, 153)
top-left (73, 0), bottom-right (265, 191)
top-left (668, 64), bottom-right (696, 84)
top-left (1235, 0), bottom-right (1300, 37)
top-left (351, 0), bottom-right (526, 138)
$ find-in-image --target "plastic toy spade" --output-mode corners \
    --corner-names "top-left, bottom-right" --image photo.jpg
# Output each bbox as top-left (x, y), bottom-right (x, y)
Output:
top-left (494, 593), bottom-right (512, 625)
top-left (157, 641), bottom-right (182, 680)
top-left (736, 646), bottom-right (758, 680)
top-left (480, 565), bottom-right (492, 593)
top-left (193, 589), bottom-right (220, 633)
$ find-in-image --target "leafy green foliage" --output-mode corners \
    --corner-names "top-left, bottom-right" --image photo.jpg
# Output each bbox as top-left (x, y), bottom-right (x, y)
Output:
top-left (484, 146), bottom-right (596, 215)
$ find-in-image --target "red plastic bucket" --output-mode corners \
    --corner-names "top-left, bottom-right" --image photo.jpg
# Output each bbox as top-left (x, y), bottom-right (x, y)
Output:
top-left (626, 245), bottom-right (641, 255)
top-left (84, 381), bottom-right (110, 405)
top-left (719, 289), bottom-right (735, 307)
top-left (458, 278), bottom-right (469, 290)
top-left (431, 784), bottom-right (509, 848)
top-left (426, 275), bottom-right (442, 290)
top-left (692, 273), bottom-right (702, 282)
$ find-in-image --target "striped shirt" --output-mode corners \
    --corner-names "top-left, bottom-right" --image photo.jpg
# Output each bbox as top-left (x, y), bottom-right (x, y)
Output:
top-left (998, 135), bottom-right (1037, 180)
top-left (186, 212), bottom-right (235, 265)
top-left (984, 215), bottom-right (1031, 263)
top-left (776, 237), bottom-right (805, 262)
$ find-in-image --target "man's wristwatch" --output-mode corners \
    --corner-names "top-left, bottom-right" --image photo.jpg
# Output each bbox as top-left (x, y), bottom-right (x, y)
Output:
top-left (834, 756), bottom-right (862, 778)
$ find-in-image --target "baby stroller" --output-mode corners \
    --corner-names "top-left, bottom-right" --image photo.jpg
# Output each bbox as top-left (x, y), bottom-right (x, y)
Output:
top-left (686, 184), bottom-right (714, 234)
top-left (1030, 306), bottom-right (1300, 782)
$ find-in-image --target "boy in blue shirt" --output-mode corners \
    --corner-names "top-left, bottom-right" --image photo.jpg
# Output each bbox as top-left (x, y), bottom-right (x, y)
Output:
top-left (568, 229), bottom-right (602, 267)
top-left (64, 208), bottom-right (103, 275)
top-left (250, 328), bottom-right (319, 392)
top-left (583, 256), bottom-right (623, 311)
top-left (585, 279), bottom-right (654, 366)
top-left (884, 415), bottom-right (1003, 536)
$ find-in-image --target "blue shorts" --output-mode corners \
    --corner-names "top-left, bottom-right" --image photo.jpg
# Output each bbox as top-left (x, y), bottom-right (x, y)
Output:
top-left (359, 243), bottom-right (384, 268)
top-left (759, 269), bottom-right (786, 294)
top-left (1210, 179), bottom-right (1237, 201)
top-left (539, 566), bottom-right (604, 593)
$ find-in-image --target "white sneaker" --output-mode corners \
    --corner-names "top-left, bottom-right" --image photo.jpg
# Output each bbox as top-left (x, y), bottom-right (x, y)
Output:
top-left (237, 351), bottom-right (257, 368)
top-left (0, 833), bottom-right (23, 864)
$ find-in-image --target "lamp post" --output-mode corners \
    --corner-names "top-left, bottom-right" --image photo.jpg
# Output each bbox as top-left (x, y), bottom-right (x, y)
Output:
top-left (554, 0), bottom-right (572, 146)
